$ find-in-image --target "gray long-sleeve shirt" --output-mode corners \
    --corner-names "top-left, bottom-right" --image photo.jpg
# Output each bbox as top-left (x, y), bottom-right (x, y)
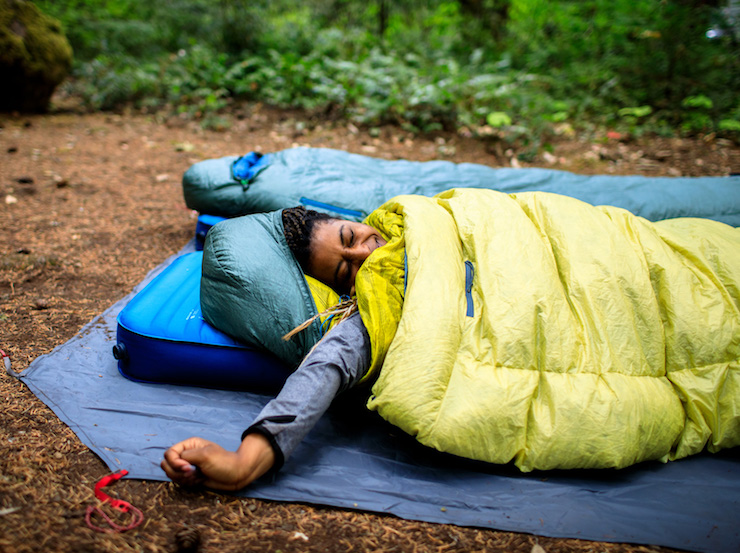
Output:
top-left (243, 311), bottom-right (371, 470)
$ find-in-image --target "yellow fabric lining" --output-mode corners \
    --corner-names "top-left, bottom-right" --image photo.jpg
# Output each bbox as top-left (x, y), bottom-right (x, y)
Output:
top-left (355, 203), bottom-right (407, 381)
top-left (305, 275), bottom-right (342, 333)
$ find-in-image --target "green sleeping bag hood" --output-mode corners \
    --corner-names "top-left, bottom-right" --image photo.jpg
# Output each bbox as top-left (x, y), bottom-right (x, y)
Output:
top-left (200, 210), bottom-right (322, 367)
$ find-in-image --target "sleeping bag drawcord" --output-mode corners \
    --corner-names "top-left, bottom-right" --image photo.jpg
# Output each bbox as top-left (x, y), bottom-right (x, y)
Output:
top-left (85, 470), bottom-right (144, 533)
top-left (1, 349), bottom-right (11, 375)
top-left (282, 297), bottom-right (358, 343)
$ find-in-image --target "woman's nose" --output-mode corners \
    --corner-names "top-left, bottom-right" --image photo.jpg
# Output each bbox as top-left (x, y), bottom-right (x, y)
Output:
top-left (346, 248), bottom-right (371, 290)
top-left (348, 245), bottom-right (372, 264)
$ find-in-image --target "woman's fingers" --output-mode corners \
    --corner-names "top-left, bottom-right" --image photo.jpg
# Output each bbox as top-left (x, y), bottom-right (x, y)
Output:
top-left (161, 437), bottom-right (214, 485)
top-left (161, 456), bottom-right (200, 485)
top-left (179, 440), bottom-right (226, 468)
top-left (164, 439), bottom-right (243, 490)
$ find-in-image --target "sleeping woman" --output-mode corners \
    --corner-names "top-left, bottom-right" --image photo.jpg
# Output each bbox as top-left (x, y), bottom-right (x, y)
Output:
top-left (161, 207), bottom-right (384, 490)
top-left (162, 191), bottom-right (740, 491)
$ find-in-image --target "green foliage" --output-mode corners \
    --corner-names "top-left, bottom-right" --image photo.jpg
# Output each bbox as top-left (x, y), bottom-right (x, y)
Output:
top-left (71, 56), bottom-right (159, 110)
top-left (486, 112), bottom-right (512, 128)
top-left (682, 95), bottom-right (714, 110)
top-left (618, 106), bottom-right (653, 119)
top-left (719, 119), bottom-right (740, 132)
top-left (42, 0), bottom-right (740, 142)
top-left (616, 105), bottom-right (654, 136)
top-left (680, 94), bottom-right (716, 133)
top-left (507, 0), bottom-right (739, 134)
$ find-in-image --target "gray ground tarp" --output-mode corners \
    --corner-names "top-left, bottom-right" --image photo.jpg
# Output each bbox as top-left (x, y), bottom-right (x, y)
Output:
top-left (15, 241), bottom-right (740, 553)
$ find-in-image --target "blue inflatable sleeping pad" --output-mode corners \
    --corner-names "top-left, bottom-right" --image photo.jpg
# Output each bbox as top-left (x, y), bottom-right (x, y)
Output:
top-left (114, 251), bottom-right (291, 392)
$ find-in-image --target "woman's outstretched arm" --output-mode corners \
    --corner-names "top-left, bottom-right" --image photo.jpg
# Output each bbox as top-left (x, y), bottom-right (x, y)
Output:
top-left (161, 311), bottom-right (371, 490)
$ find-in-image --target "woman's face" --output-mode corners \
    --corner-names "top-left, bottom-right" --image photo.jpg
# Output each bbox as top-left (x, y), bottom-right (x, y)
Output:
top-left (307, 220), bottom-right (387, 295)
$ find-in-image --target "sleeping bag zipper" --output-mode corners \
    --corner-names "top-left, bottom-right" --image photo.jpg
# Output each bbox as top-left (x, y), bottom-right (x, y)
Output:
top-left (300, 197), bottom-right (365, 220)
top-left (465, 261), bottom-right (475, 317)
top-left (403, 250), bottom-right (408, 297)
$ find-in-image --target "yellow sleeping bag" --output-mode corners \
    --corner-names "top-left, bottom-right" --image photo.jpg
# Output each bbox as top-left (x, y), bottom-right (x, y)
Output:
top-left (355, 189), bottom-right (740, 471)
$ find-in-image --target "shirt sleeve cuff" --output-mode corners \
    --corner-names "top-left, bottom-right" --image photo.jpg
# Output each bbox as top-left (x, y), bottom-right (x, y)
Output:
top-left (242, 424), bottom-right (286, 474)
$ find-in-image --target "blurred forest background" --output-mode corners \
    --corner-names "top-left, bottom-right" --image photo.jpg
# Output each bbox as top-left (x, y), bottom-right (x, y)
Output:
top-left (34, 0), bottom-right (740, 157)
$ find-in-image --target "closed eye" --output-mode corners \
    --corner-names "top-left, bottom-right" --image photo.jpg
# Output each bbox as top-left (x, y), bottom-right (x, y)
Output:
top-left (339, 225), bottom-right (356, 248)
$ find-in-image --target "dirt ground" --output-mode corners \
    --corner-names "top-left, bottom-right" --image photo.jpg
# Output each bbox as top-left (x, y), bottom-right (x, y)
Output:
top-left (1, 101), bottom-right (738, 553)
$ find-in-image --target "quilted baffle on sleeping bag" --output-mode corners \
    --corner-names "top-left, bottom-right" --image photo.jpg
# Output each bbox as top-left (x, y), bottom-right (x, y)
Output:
top-left (355, 189), bottom-right (740, 471)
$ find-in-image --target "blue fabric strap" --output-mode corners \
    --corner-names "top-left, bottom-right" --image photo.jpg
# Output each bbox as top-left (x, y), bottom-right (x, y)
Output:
top-left (231, 152), bottom-right (272, 186)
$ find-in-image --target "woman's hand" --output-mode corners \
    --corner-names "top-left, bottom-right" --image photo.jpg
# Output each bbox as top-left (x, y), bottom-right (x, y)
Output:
top-left (161, 434), bottom-right (275, 491)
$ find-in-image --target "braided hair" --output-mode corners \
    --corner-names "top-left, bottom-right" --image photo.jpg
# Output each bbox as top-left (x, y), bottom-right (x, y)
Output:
top-left (282, 206), bottom-right (334, 271)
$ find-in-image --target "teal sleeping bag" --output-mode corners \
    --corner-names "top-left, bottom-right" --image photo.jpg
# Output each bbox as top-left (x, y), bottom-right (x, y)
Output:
top-left (182, 147), bottom-right (740, 225)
